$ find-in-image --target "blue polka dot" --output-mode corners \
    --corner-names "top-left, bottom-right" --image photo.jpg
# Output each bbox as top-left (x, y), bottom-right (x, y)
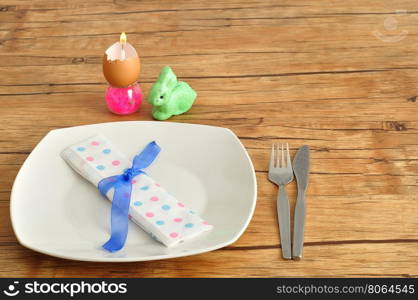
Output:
top-left (189, 210), bottom-right (195, 214)
top-left (77, 147), bottom-right (86, 152)
top-left (185, 223), bottom-right (194, 228)
top-left (162, 205), bottom-right (171, 211)
top-left (140, 186), bottom-right (149, 191)
top-left (103, 148), bottom-right (111, 154)
top-left (96, 165), bottom-right (105, 170)
top-left (156, 220), bottom-right (165, 225)
top-left (134, 201), bottom-right (142, 207)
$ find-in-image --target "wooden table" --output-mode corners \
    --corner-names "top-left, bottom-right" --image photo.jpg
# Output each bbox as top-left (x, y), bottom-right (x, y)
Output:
top-left (1, 0), bottom-right (418, 278)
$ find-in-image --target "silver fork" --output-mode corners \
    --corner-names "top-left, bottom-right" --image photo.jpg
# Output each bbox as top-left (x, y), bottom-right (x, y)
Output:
top-left (268, 143), bottom-right (293, 259)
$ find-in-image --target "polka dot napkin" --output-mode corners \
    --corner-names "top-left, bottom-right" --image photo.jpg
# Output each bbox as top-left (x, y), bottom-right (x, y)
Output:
top-left (61, 135), bottom-right (213, 247)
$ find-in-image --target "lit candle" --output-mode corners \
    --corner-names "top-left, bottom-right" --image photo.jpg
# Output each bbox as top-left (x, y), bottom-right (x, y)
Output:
top-left (102, 32), bottom-right (143, 115)
top-left (120, 32), bottom-right (127, 60)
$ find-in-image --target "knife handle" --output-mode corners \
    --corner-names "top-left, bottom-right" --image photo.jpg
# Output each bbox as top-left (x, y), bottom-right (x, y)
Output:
top-left (277, 185), bottom-right (292, 259)
top-left (293, 188), bottom-right (306, 260)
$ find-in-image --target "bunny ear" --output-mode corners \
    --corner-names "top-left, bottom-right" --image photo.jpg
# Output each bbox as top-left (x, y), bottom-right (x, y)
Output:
top-left (158, 66), bottom-right (177, 89)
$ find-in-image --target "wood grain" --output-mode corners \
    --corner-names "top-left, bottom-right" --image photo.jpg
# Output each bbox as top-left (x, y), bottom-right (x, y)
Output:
top-left (1, 0), bottom-right (418, 277)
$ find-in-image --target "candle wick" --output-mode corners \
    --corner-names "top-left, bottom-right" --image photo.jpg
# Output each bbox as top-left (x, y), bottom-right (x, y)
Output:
top-left (121, 42), bottom-right (126, 60)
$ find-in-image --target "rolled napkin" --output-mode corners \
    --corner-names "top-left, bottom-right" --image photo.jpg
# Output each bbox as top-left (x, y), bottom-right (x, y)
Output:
top-left (61, 135), bottom-right (212, 251)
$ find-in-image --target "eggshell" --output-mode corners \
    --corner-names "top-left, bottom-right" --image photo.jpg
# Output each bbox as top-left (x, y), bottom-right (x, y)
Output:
top-left (103, 41), bottom-right (141, 87)
top-left (103, 55), bottom-right (141, 87)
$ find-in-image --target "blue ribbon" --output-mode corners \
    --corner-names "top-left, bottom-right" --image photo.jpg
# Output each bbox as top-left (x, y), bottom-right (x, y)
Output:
top-left (98, 141), bottom-right (161, 252)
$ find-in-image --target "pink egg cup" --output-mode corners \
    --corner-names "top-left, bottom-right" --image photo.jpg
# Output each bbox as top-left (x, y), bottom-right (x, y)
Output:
top-left (105, 83), bottom-right (143, 115)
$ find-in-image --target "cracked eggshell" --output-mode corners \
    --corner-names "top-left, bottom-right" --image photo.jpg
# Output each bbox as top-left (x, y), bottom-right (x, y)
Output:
top-left (102, 42), bottom-right (141, 87)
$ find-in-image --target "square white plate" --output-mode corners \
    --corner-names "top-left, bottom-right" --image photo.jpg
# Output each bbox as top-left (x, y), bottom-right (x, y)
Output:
top-left (11, 121), bottom-right (257, 262)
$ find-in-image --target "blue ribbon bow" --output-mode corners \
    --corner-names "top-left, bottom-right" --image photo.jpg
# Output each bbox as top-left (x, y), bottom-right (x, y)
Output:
top-left (98, 141), bottom-right (161, 252)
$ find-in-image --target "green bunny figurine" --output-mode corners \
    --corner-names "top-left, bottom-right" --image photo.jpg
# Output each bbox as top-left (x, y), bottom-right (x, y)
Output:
top-left (147, 66), bottom-right (197, 120)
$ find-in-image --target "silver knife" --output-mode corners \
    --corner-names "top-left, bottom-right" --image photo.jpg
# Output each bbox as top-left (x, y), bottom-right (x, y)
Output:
top-left (292, 145), bottom-right (310, 260)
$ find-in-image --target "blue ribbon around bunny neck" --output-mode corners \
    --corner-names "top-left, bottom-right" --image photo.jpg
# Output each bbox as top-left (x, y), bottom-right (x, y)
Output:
top-left (97, 141), bottom-right (161, 252)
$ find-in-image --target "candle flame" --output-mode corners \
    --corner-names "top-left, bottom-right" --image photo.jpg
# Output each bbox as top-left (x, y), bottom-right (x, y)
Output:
top-left (120, 32), bottom-right (127, 44)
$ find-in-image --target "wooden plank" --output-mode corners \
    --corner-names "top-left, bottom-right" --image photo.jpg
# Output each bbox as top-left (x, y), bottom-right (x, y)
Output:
top-left (0, 241), bottom-right (417, 277)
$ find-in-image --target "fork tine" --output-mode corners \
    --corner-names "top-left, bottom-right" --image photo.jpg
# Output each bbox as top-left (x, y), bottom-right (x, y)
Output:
top-left (286, 143), bottom-right (292, 169)
top-left (281, 144), bottom-right (285, 168)
top-left (275, 143), bottom-right (280, 167)
top-left (269, 144), bottom-right (275, 169)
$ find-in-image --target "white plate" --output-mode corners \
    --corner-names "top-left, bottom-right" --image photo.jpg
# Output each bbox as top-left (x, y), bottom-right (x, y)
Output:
top-left (11, 121), bottom-right (257, 262)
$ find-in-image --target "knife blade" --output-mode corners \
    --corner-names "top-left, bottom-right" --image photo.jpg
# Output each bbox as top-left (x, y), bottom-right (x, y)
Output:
top-left (292, 145), bottom-right (310, 260)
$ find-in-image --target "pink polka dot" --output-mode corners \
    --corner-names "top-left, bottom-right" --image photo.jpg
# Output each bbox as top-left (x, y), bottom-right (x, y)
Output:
top-left (86, 156), bottom-right (94, 161)
top-left (124, 192), bottom-right (130, 198)
top-left (91, 141), bottom-right (100, 146)
top-left (177, 202), bottom-right (185, 207)
top-left (131, 180), bottom-right (137, 184)
top-left (112, 160), bottom-right (120, 166)
top-left (128, 214), bottom-right (132, 220)
top-left (173, 218), bottom-right (182, 223)
top-left (150, 196), bottom-right (159, 202)
top-left (155, 183), bottom-right (161, 187)
top-left (202, 221), bottom-right (209, 225)
top-left (169, 232), bottom-right (178, 238)
top-left (145, 212), bottom-right (154, 218)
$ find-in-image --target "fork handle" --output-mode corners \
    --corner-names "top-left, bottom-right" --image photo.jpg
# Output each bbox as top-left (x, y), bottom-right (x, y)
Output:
top-left (292, 188), bottom-right (306, 260)
top-left (277, 185), bottom-right (292, 259)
